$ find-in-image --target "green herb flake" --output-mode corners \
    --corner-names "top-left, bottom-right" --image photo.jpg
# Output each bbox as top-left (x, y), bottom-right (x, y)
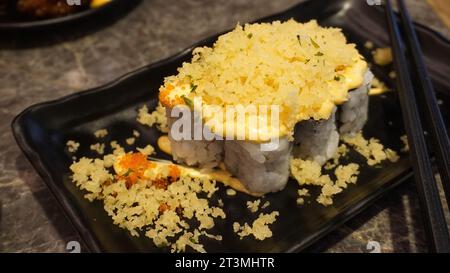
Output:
top-left (304, 59), bottom-right (311, 64)
top-left (190, 84), bottom-right (197, 93)
top-left (334, 74), bottom-right (345, 81)
top-left (296, 35), bottom-right (302, 46)
top-left (247, 33), bottom-right (253, 39)
top-left (310, 37), bottom-right (320, 48)
top-left (315, 51), bottom-right (324, 56)
top-left (124, 169), bottom-right (133, 177)
top-left (181, 95), bottom-right (194, 108)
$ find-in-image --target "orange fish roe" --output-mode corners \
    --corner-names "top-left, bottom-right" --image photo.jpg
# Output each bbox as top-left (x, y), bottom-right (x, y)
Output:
top-left (116, 152), bottom-right (155, 188)
top-left (168, 165), bottom-right (181, 181)
top-left (152, 178), bottom-right (170, 190)
top-left (158, 202), bottom-right (170, 213)
top-left (158, 85), bottom-right (173, 106)
top-left (158, 84), bottom-right (185, 107)
top-left (151, 165), bottom-right (181, 190)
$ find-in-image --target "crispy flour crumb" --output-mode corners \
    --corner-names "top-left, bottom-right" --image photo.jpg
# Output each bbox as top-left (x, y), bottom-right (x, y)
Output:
top-left (126, 137), bottom-right (136, 145)
top-left (369, 76), bottom-right (389, 95)
top-left (66, 140), bottom-right (80, 153)
top-left (389, 71), bottom-right (396, 79)
top-left (69, 154), bottom-right (225, 253)
top-left (342, 132), bottom-right (399, 166)
top-left (233, 211), bottom-right (279, 240)
top-left (70, 157), bottom-right (113, 201)
top-left (226, 188), bottom-right (237, 196)
top-left (401, 135), bottom-right (409, 152)
top-left (110, 141), bottom-right (125, 155)
top-left (103, 154), bottom-right (116, 168)
top-left (261, 201), bottom-right (270, 209)
top-left (290, 158), bottom-right (360, 206)
top-left (296, 189), bottom-right (310, 205)
top-left (364, 41), bottom-right (374, 49)
top-left (290, 158), bottom-right (332, 186)
top-left (137, 103), bottom-right (168, 133)
top-left (90, 143), bottom-right (105, 155)
top-left (324, 144), bottom-right (348, 170)
top-left (372, 47), bottom-right (392, 66)
top-left (385, 148), bottom-right (400, 162)
top-left (298, 188), bottom-right (309, 197)
top-left (94, 129), bottom-right (108, 138)
top-left (317, 183), bottom-right (342, 206)
top-left (291, 132), bottom-right (399, 206)
top-left (246, 199), bottom-right (261, 213)
top-left (335, 164), bottom-right (360, 188)
top-left (137, 144), bottom-right (155, 156)
top-left (133, 130), bottom-right (140, 138)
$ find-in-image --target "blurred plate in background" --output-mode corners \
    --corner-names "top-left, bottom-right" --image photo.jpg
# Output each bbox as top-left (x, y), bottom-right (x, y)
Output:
top-left (0, 0), bottom-right (140, 32)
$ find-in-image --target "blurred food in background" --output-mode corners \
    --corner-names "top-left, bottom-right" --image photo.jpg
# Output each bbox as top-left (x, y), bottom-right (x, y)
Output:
top-left (3, 0), bottom-right (111, 19)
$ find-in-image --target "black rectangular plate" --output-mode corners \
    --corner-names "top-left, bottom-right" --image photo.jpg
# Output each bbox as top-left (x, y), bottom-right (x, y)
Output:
top-left (12, 0), bottom-right (450, 252)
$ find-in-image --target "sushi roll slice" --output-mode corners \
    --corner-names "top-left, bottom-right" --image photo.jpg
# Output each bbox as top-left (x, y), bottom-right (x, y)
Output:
top-left (224, 138), bottom-right (292, 194)
top-left (293, 108), bottom-right (339, 165)
top-left (167, 134), bottom-right (223, 169)
top-left (166, 104), bottom-right (224, 169)
top-left (338, 70), bottom-right (374, 134)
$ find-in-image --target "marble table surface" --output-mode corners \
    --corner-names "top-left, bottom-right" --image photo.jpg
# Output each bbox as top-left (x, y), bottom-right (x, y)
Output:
top-left (1, 0), bottom-right (449, 253)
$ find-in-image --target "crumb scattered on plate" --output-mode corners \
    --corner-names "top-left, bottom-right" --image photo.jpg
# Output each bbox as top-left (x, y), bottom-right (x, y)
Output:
top-left (137, 103), bottom-right (169, 133)
top-left (369, 76), bottom-right (390, 95)
top-left (246, 199), bottom-right (261, 213)
top-left (226, 188), bottom-right (237, 196)
top-left (400, 135), bottom-right (409, 152)
top-left (290, 158), bottom-right (357, 206)
top-left (126, 137), bottom-right (136, 145)
top-left (233, 211), bottom-right (279, 240)
top-left (90, 143), bottom-right (105, 155)
top-left (70, 152), bottom-right (225, 253)
top-left (342, 132), bottom-right (399, 166)
top-left (66, 140), bottom-right (80, 153)
top-left (389, 71), bottom-right (396, 79)
top-left (372, 47), bottom-right (392, 66)
top-left (296, 188), bottom-right (310, 205)
top-left (364, 41), bottom-right (374, 49)
top-left (137, 144), bottom-right (155, 156)
top-left (94, 129), bottom-right (108, 138)
top-left (261, 201), bottom-right (270, 209)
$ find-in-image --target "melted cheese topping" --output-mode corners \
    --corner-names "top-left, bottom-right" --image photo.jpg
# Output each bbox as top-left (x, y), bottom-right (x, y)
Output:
top-left (161, 62), bottom-right (367, 141)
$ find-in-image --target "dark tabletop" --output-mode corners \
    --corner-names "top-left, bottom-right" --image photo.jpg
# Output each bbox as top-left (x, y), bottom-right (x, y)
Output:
top-left (1, 0), bottom-right (449, 253)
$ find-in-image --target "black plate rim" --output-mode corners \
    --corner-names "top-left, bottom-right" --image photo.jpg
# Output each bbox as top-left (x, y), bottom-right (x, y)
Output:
top-left (11, 1), bottom-right (450, 253)
top-left (0, 0), bottom-right (131, 30)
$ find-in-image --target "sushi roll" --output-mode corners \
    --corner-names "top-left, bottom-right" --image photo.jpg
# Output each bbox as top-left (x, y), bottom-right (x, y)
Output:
top-left (159, 20), bottom-right (371, 194)
top-left (167, 133), bottom-right (223, 169)
top-left (165, 103), bottom-right (224, 169)
top-left (293, 108), bottom-right (339, 165)
top-left (224, 138), bottom-right (292, 194)
top-left (339, 70), bottom-right (374, 134)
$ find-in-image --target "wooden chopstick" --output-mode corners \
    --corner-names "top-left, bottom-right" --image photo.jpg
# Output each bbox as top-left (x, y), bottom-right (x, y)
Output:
top-left (385, 0), bottom-right (450, 252)
top-left (397, 0), bottom-right (450, 211)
